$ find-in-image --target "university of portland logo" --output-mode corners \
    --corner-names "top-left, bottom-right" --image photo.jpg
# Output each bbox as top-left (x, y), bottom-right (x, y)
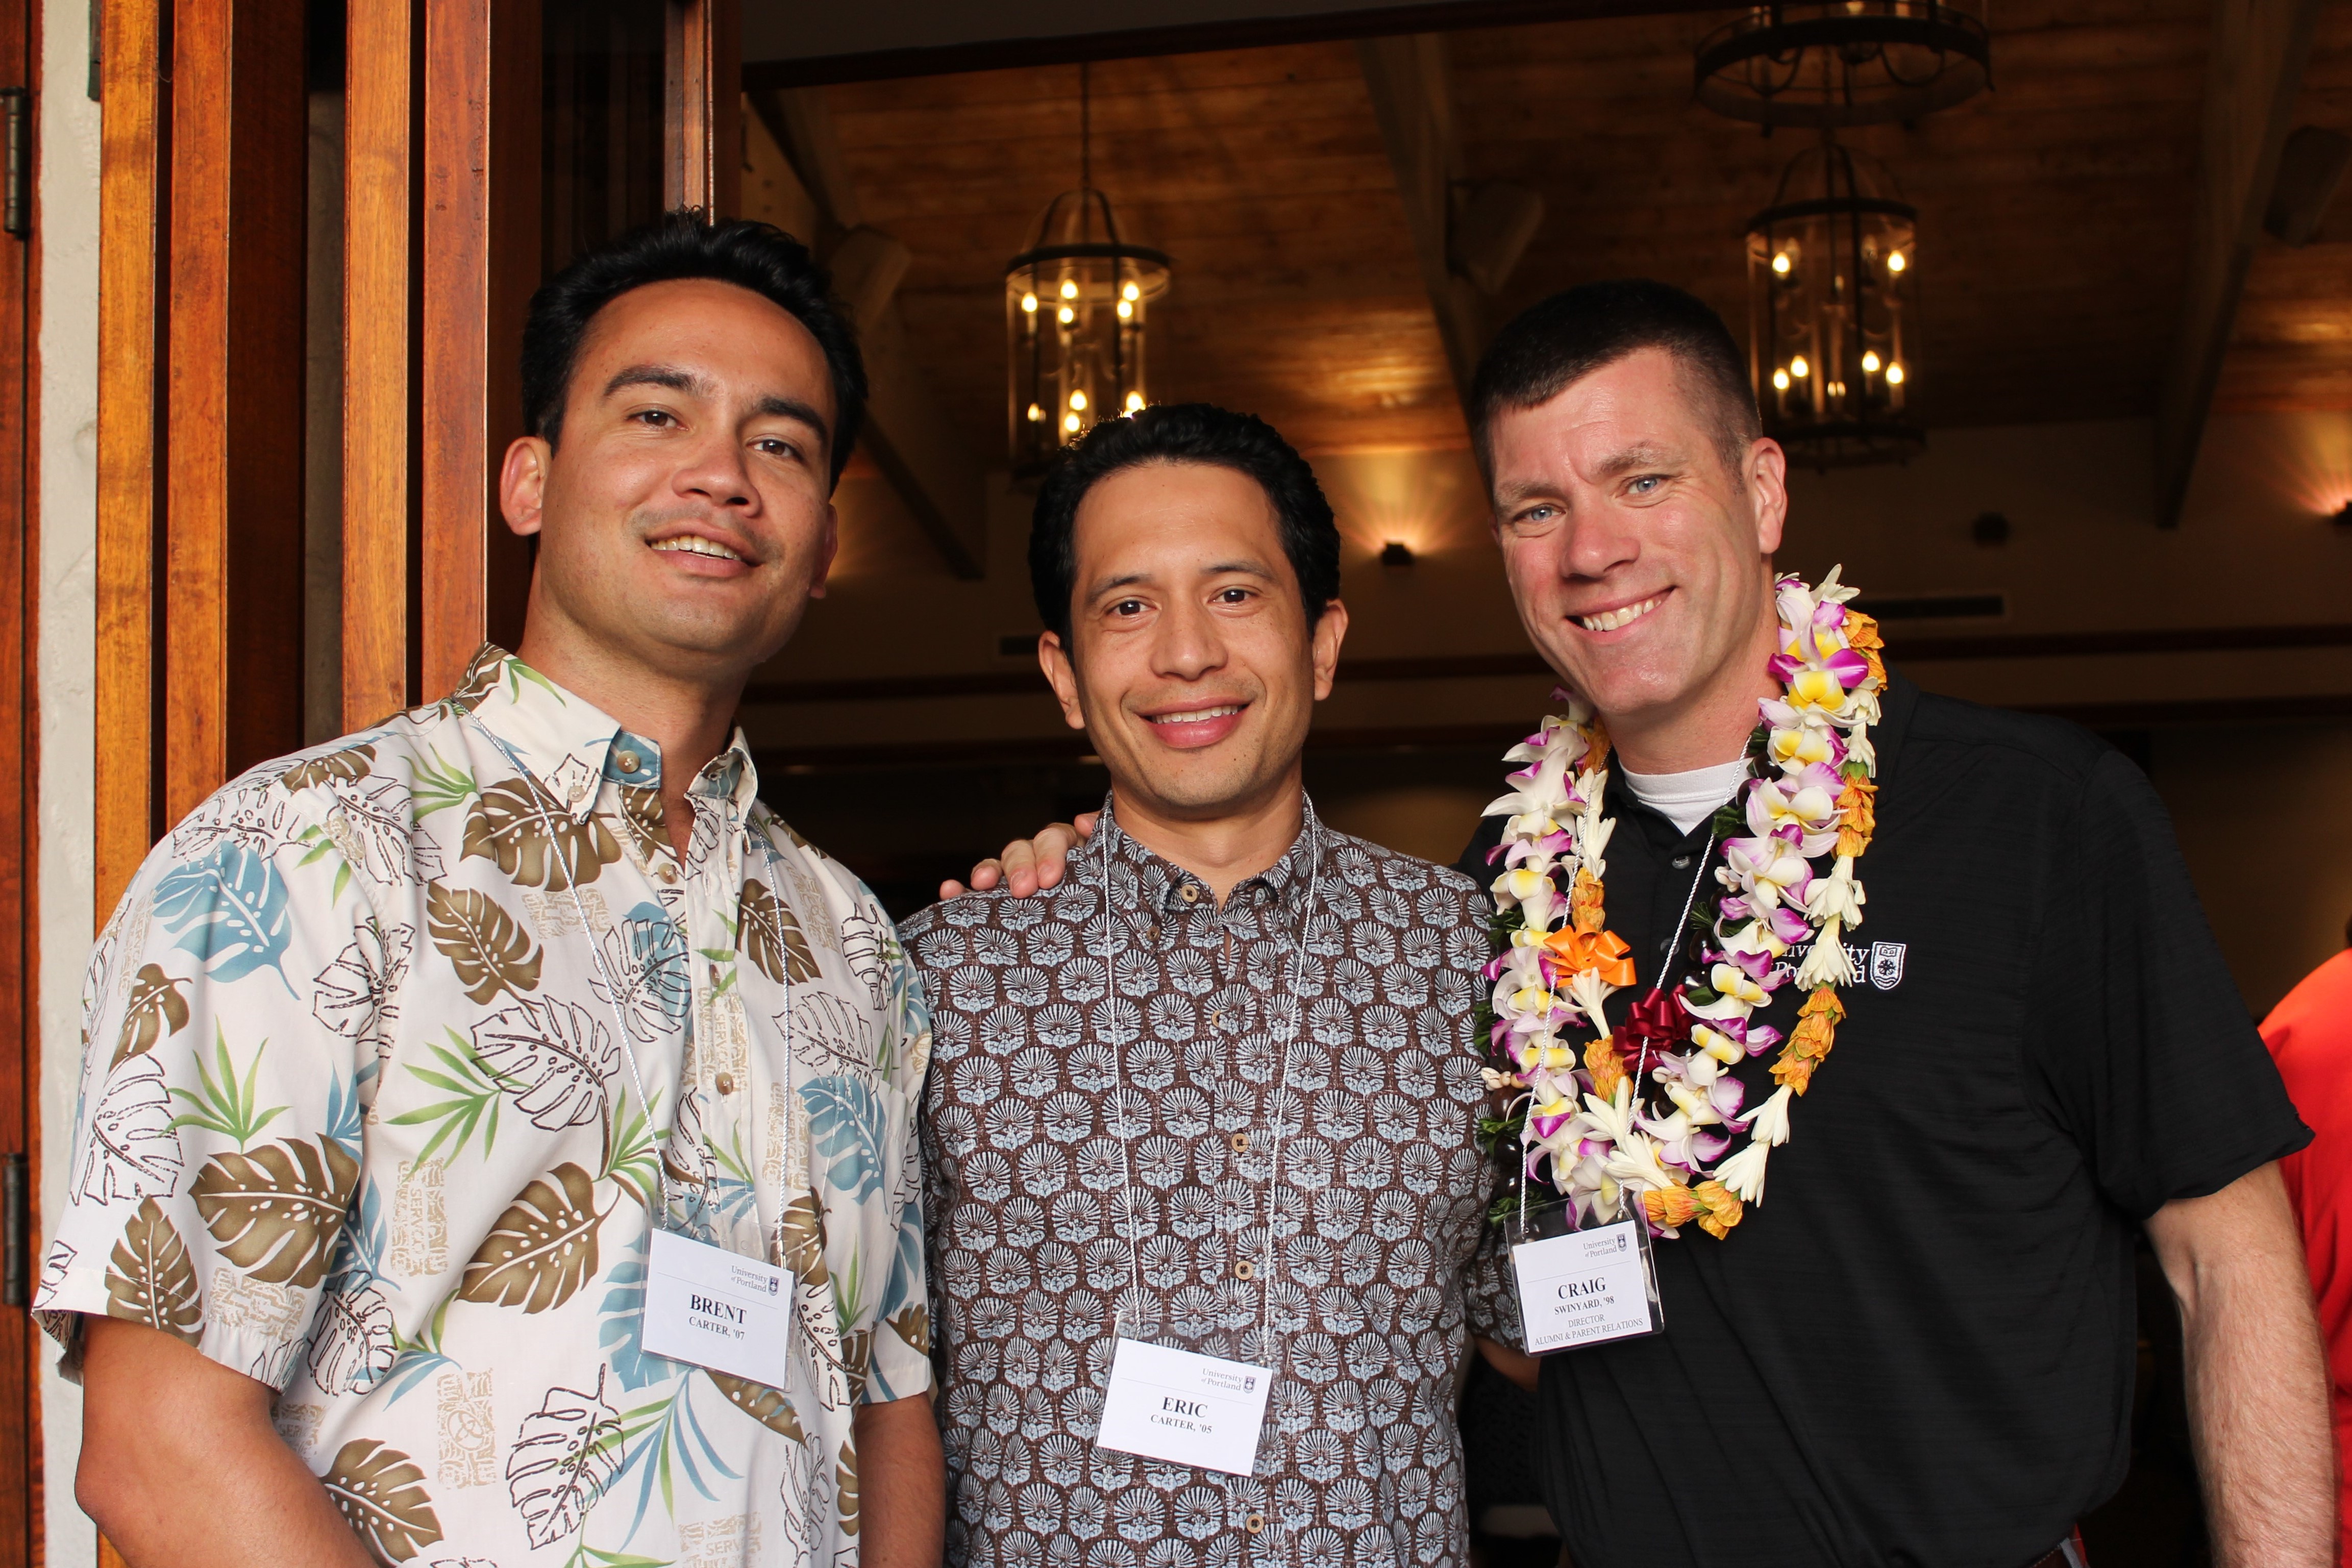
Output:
top-left (1870, 941), bottom-right (1907, 990)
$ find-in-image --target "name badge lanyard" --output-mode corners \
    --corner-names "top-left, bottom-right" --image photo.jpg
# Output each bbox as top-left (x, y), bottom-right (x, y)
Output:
top-left (471, 721), bottom-right (822, 1548)
top-left (1508, 829), bottom-right (1713, 1354)
top-left (1092, 803), bottom-right (1322, 1486)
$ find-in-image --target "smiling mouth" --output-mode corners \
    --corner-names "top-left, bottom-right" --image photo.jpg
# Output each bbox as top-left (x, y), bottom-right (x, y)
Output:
top-left (650, 535), bottom-right (745, 563)
top-left (1148, 705), bottom-right (1243, 727)
top-left (1577, 593), bottom-right (1666, 633)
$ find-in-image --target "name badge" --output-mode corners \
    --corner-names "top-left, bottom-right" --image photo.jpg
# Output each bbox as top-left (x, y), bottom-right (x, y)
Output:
top-left (1511, 1215), bottom-right (1664, 1354)
top-left (642, 1228), bottom-right (795, 1386)
top-left (1096, 1338), bottom-right (1273, 1476)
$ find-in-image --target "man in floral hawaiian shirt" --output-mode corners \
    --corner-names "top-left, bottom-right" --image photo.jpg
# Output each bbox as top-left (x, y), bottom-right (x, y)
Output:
top-left (904, 405), bottom-right (1506, 1568)
top-left (40, 213), bottom-right (944, 1567)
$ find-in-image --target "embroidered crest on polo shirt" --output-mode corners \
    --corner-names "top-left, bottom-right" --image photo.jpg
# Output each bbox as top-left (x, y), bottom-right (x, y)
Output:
top-left (1870, 941), bottom-right (1907, 990)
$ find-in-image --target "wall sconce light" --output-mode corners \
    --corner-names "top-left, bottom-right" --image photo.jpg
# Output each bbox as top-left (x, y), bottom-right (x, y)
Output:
top-left (1380, 540), bottom-right (1416, 567)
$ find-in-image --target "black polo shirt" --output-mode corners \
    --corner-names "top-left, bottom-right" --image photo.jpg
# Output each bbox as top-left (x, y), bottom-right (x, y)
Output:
top-left (1456, 670), bottom-right (2308, 1568)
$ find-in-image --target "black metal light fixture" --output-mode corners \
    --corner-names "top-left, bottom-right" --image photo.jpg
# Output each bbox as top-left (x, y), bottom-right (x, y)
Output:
top-left (1005, 63), bottom-right (1172, 480)
top-left (1695, 0), bottom-right (1991, 130)
top-left (1747, 138), bottom-right (1925, 468)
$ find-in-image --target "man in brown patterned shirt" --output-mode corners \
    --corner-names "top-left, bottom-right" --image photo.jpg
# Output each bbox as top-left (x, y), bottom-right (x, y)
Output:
top-left (902, 405), bottom-right (1503, 1568)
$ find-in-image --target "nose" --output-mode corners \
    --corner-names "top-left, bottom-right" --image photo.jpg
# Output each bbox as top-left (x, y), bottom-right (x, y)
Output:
top-left (673, 427), bottom-right (755, 514)
top-left (1152, 595), bottom-right (1228, 684)
top-left (1558, 500), bottom-right (1639, 583)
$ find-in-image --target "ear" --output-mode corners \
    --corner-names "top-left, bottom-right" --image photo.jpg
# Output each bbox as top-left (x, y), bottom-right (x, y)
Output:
top-left (1746, 437), bottom-right (1789, 555)
top-left (1038, 631), bottom-right (1088, 731)
top-left (500, 436), bottom-right (553, 537)
top-left (807, 502), bottom-right (840, 600)
top-left (1309, 599), bottom-right (1349, 702)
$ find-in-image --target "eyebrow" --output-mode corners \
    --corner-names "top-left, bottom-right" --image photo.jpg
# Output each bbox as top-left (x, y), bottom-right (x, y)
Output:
top-left (601, 366), bottom-right (833, 452)
top-left (1083, 559), bottom-right (1277, 602)
top-left (1591, 442), bottom-right (1685, 479)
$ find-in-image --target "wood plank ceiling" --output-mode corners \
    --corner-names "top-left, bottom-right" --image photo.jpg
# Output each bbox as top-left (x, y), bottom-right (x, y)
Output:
top-left (817, 0), bottom-right (2349, 469)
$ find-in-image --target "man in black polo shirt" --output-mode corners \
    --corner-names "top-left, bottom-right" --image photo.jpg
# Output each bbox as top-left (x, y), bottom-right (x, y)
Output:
top-left (956, 283), bottom-right (2330, 1567)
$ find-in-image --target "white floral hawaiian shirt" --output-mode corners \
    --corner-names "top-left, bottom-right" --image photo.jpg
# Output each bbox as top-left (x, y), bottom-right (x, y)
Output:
top-left (38, 644), bottom-right (932, 1568)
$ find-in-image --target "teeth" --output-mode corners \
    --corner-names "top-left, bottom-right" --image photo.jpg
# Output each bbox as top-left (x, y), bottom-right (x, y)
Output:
top-left (1153, 706), bottom-right (1241, 725)
top-left (651, 535), bottom-right (744, 562)
top-left (1579, 594), bottom-right (1664, 633)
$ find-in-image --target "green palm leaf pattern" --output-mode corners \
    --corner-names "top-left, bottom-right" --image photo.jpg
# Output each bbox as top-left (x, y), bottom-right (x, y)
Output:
top-left (322, 1438), bottom-right (443, 1563)
top-left (425, 881), bottom-right (542, 1005)
top-left (459, 1163), bottom-right (604, 1313)
top-left (190, 1135), bottom-right (361, 1287)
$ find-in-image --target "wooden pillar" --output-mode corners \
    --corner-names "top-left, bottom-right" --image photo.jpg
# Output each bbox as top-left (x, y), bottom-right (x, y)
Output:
top-left (342, 0), bottom-right (415, 727)
top-left (420, 0), bottom-right (539, 695)
top-left (163, 0), bottom-right (307, 823)
top-left (666, 0), bottom-right (740, 216)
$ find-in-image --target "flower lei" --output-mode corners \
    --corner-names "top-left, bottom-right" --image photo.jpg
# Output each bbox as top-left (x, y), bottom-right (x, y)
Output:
top-left (1481, 568), bottom-right (1885, 1240)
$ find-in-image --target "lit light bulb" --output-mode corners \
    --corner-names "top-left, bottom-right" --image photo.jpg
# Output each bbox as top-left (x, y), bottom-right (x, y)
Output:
top-left (1117, 299), bottom-right (1133, 319)
top-left (1790, 356), bottom-right (1810, 379)
top-left (1772, 368), bottom-right (1791, 391)
top-left (1772, 252), bottom-right (1792, 276)
top-left (1886, 251), bottom-right (1907, 273)
top-left (1026, 403), bottom-right (1044, 422)
top-left (1021, 292), bottom-right (1038, 313)
top-left (1885, 362), bottom-right (1904, 384)
top-left (1057, 306), bottom-right (1075, 325)
top-left (1861, 350), bottom-right (1881, 373)
top-left (1060, 279), bottom-right (1079, 300)
top-left (1069, 390), bottom-right (1087, 412)
top-left (1122, 281), bottom-right (1141, 302)
top-left (1063, 412), bottom-right (1082, 433)
top-left (1124, 391), bottom-right (1144, 413)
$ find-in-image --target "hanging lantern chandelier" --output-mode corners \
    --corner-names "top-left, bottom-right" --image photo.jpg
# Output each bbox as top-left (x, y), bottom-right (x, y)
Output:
top-left (1695, 0), bottom-right (1991, 129)
top-left (1006, 64), bottom-right (1171, 479)
top-left (1746, 138), bottom-right (1925, 468)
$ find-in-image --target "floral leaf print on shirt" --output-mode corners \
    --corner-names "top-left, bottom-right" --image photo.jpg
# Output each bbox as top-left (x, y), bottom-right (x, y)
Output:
top-left (740, 881), bottom-right (816, 985)
top-left (153, 841), bottom-right (294, 987)
top-left (281, 742), bottom-right (376, 791)
top-left (470, 999), bottom-right (620, 1132)
top-left (426, 882), bottom-right (543, 1005)
top-left (112, 964), bottom-right (191, 1067)
top-left (591, 909), bottom-right (692, 1042)
top-left (76, 1057), bottom-right (184, 1201)
top-left (801, 1076), bottom-right (887, 1202)
top-left (708, 1370), bottom-right (804, 1440)
top-left (190, 1136), bottom-right (361, 1288)
top-left (613, 785), bottom-right (668, 865)
top-left (459, 1163), bottom-right (603, 1313)
top-left (323, 1437), bottom-right (444, 1563)
top-left (506, 1366), bottom-right (624, 1549)
top-left (312, 921), bottom-right (413, 1052)
top-left (463, 782), bottom-right (623, 891)
top-left (103, 1197), bottom-right (204, 1340)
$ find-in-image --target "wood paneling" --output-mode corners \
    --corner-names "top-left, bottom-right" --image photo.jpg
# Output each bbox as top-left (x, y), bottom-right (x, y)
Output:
top-left (164, 0), bottom-right (306, 822)
top-left (343, 0), bottom-right (415, 728)
top-left (421, 0), bottom-right (539, 694)
top-left (666, 0), bottom-right (740, 214)
top-left (92, 0), bottom-right (162, 916)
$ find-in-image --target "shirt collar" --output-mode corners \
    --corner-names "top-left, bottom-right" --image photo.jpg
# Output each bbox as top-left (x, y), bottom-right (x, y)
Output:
top-left (1098, 792), bottom-right (1325, 919)
top-left (453, 643), bottom-right (761, 823)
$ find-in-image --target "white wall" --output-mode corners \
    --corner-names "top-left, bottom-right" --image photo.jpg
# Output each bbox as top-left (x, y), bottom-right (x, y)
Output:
top-left (37, 0), bottom-right (100, 1560)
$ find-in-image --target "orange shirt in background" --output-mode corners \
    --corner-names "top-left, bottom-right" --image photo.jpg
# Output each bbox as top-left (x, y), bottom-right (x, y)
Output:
top-left (2261, 947), bottom-right (2352, 1562)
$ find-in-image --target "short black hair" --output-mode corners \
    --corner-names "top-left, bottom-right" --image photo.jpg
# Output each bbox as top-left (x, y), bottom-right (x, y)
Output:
top-left (1028, 404), bottom-right (1341, 643)
top-left (1469, 279), bottom-right (1760, 482)
top-left (519, 210), bottom-right (867, 485)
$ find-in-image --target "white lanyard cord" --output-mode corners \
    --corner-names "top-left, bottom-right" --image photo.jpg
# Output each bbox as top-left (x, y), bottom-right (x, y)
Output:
top-left (1095, 800), bottom-right (1322, 1357)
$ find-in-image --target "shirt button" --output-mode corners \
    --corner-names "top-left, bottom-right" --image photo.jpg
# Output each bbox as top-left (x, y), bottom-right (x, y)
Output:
top-left (1245, 1513), bottom-right (1265, 1534)
top-left (1146, 925), bottom-right (1159, 943)
top-left (1233, 1260), bottom-right (1255, 1281)
top-left (1671, 855), bottom-right (1692, 869)
top-left (1229, 1132), bottom-right (1249, 1154)
top-left (1210, 1010), bottom-right (1224, 1029)
top-left (714, 1072), bottom-right (736, 1096)
top-left (1178, 884), bottom-right (1200, 905)
top-left (660, 865), bottom-right (678, 885)
top-left (616, 750), bottom-right (640, 774)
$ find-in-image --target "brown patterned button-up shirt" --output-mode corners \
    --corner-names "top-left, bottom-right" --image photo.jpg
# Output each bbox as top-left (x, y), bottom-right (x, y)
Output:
top-left (903, 804), bottom-right (1503, 1568)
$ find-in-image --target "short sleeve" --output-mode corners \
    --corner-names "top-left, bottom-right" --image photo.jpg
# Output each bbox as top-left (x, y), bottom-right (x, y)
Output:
top-left (35, 801), bottom-right (377, 1387)
top-left (2025, 749), bottom-right (2310, 1218)
top-left (863, 908), bottom-right (935, 1404)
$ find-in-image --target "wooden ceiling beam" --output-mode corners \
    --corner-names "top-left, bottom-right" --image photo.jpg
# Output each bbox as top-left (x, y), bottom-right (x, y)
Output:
top-left (2152, 0), bottom-right (2326, 527)
top-left (746, 91), bottom-right (988, 578)
top-left (1357, 34), bottom-right (1491, 407)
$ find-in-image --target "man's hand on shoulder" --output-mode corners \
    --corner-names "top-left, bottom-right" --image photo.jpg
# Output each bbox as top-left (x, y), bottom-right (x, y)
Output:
top-left (938, 812), bottom-right (1099, 900)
